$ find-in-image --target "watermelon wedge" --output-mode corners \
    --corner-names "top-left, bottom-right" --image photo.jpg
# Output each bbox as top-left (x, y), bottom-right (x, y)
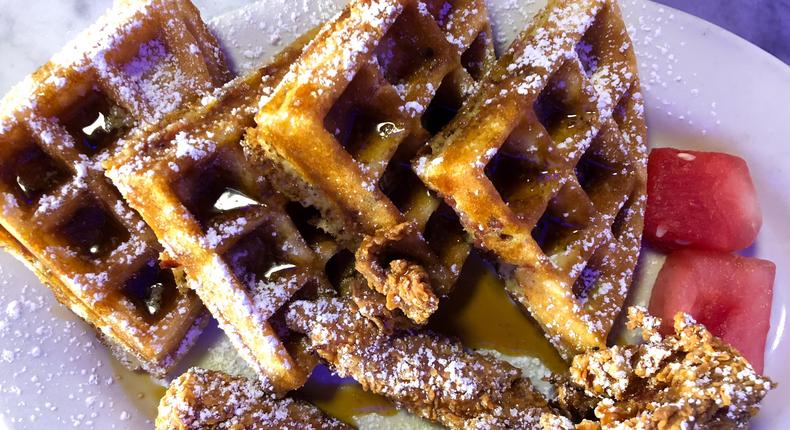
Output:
top-left (645, 148), bottom-right (761, 252)
top-left (649, 249), bottom-right (775, 372)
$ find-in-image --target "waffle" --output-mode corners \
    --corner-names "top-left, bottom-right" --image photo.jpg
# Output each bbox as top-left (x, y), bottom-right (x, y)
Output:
top-left (0, 0), bottom-right (231, 376)
top-left (108, 0), bottom-right (494, 389)
top-left (156, 368), bottom-right (351, 430)
top-left (246, 0), bottom-right (494, 325)
top-left (106, 31), bottom-right (329, 391)
top-left (287, 297), bottom-right (553, 429)
top-left (414, 0), bottom-right (647, 359)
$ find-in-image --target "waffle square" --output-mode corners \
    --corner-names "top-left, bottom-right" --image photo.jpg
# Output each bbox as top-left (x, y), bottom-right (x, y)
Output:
top-left (109, 0), bottom-right (496, 390)
top-left (106, 33), bottom-right (328, 391)
top-left (0, 0), bottom-right (231, 376)
top-left (248, 0), bottom-right (494, 325)
top-left (414, 0), bottom-right (647, 359)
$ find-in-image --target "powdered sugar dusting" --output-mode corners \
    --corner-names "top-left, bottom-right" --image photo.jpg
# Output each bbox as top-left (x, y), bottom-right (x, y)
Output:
top-left (122, 38), bottom-right (189, 121)
top-left (287, 298), bottom-right (551, 428)
top-left (157, 368), bottom-right (349, 429)
top-left (0, 261), bottom-right (160, 427)
top-left (173, 132), bottom-right (216, 161)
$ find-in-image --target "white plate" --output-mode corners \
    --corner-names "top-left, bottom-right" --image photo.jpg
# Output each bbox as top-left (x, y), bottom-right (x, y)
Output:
top-left (0, 0), bottom-right (788, 428)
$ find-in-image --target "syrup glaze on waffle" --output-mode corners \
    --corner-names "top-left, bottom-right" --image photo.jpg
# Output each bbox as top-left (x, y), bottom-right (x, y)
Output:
top-left (156, 368), bottom-right (351, 430)
top-left (247, 0), bottom-right (495, 325)
top-left (0, 0), bottom-right (231, 376)
top-left (415, 0), bottom-right (647, 360)
top-left (106, 31), bottom-right (331, 391)
top-left (287, 297), bottom-right (553, 429)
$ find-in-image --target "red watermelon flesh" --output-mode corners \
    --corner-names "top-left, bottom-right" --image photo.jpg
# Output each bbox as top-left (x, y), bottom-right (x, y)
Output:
top-left (649, 249), bottom-right (775, 372)
top-left (645, 148), bottom-right (761, 252)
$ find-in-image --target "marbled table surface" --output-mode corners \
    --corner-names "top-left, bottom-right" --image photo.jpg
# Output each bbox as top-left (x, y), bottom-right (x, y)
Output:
top-left (1, 0), bottom-right (788, 96)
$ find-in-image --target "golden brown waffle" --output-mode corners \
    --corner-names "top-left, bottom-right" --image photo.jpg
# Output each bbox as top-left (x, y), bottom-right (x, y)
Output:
top-left (0, 0), bottom-right (231, 376)
top-left (247, 0), bottom-right (494, 325)
top-left (156, 368), bottom-right (352, 430)
top-left (414, 0), bottom-right (647, 359)
top-left (287, 297), bottom-right (553, 429)
top-left (106, 32), bottom-right (328, 391)
top-left (108, 0), bottom-right (494, 390)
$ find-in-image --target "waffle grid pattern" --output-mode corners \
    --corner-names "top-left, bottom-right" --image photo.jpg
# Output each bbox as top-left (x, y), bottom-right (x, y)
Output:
top-left (109, 0), bottom-right (496, 389)
top-left (0, 0), bottom-right (230, 376)
top-left (251, 0), bottom-right (495, 324)
top-left (107, 35), bottom-right (329, 391)
top-left (415, 0), bottom-right (647, 359)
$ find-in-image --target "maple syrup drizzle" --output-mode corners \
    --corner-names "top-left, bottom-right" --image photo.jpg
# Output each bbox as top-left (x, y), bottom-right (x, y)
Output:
top-left (430, 253), bottom-right (568, 374)
top-left (73, 99), bottom-right (132, 154)
top-left (59, 203), bottom-right (129, 260)
top-left (144, 282), bottom-right (166, 315)
top-left (137, 255), bottom-right (567, 423)
top-left (122, 262), bottom-right (179, 323)
top-left (212, 188), bottom-right (262, 212)
top-left (108, 358), bottom-right (167, 422)
top-left (375, 121), bottom-right (405, 138)
top-left (294, 253), bottom-right (567, 423)
top-left (15, 166), bottom-right (64, 203)
top-left (296, 365), bottom-right (397, 424)
top-left (263, 263), bottom-right (297, 279)
top-left (7, 145), bottom-right (70, 205)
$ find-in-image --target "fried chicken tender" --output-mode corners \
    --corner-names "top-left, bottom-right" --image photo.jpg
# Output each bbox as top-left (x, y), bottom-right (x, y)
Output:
top-left (286, 297), bottom-right (553, 429)
top-left (156, 368), bottom-right (350, 430)
top-left (346, 273), bottom-right (416, 333)
top-left (383, 259), bottom-right (435, 320)
top-left (356, 222), bottom-right (451, 325)
top-left (543, 307), bottom-right (776, 429)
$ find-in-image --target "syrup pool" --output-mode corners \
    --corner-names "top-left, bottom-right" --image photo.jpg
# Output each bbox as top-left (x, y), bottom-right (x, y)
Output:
top-left (112, 251), bottom-right (567, 427)
top-left (429, 252), bottom-right (567, 374)
top-left (123, 251), bottom-right (567, 426)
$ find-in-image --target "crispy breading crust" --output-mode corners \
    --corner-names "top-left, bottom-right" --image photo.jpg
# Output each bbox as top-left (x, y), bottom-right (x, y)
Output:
top-left (355, 222), bottom-right (443, 324)
top-left (287, 297), bottom-right (554, 429)
top-left (157, 368), bottom-right (351, 430)
top-left (543, 307), bottom-right (776, 429)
